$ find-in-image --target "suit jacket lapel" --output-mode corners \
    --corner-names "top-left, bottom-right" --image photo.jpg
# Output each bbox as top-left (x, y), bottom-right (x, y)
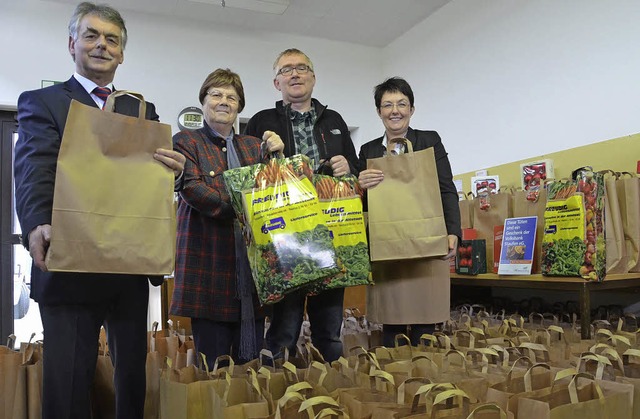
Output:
top-left (405, 127), bottom-right (417, 151)
top-left (64, 76), bottom-right (100, 109)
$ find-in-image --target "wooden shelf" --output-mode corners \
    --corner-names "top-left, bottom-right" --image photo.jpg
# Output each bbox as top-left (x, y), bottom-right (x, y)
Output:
top-left (450, 272), bottom-right (640, 339)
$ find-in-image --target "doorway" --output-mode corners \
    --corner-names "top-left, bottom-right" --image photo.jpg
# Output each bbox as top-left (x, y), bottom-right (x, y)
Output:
top-left (0, 110), bottom-right (41, 345)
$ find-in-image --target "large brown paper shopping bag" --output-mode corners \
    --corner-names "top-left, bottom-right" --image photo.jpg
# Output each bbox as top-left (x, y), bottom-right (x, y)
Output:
top-left (600, 170), bottom-right (628, 274)
top-left (459, 192), bottom-right (475, 230)
top-left (367, 139), bottom-right (449, 261)
top-left (0, 337), bottom-right (27, 419)
top-left (91, 335), bottom-right (115, 419)
top-left (616, 172), bottom-right (640, 272)
top-left (145, 351), bottom-right (163, 419)
top-left (46, 91), bottom-right (176, 275)
top-left (159, 361), bottom-right (215, 419)
top-left (517, 373), bottom-right (633, 419)
top-left (473, 191), bottom-right (512, 270)
top-left (209, 371), bottom-right (270, 418)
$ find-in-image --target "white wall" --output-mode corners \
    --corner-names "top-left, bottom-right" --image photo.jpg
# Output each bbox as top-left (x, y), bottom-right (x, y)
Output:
top-left (382, 0), bottom-right (640, 175)
top-left (0, 0), bottom-right (383, 149)
top-left (2, 1), bottom-right (639, 174)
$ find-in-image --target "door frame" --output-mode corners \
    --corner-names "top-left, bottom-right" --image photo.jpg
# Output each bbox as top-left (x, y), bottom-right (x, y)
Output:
top-left (1, 110), bottom-right (19, 340)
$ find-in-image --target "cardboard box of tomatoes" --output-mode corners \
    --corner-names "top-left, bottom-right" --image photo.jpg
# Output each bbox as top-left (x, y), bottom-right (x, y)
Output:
top-left (455, 239), bottom-right (487, 275)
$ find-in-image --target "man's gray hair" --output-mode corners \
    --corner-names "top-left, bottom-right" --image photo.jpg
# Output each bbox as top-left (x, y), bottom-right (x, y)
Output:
top-left (272, 48), bottom-right (314, 76)
top-left (68, 2), bottom-right (128, 49)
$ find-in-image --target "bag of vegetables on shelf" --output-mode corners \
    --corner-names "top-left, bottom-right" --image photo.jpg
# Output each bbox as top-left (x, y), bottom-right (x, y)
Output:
top-left (223, 154), bottom-right (340, 304)
top-left (306, 174), bottom-right (373, 295)
top-left (541, 167), bottom-right (605, 281)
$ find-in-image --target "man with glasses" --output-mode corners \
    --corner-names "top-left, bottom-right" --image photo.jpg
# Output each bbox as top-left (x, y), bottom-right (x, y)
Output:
top-left (245, 48), bottom-right (359, 362)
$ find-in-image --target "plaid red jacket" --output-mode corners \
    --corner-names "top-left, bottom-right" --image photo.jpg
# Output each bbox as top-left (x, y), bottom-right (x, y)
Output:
top-left (170, 126), bottom-right (263, 321)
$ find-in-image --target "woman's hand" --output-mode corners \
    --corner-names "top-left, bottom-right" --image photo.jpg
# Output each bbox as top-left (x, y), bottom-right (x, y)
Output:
top-left (358, 169), bottom-right (384, 189)
top-left (262, 130), bottom-right (284, 154)
top-left (441, 234), bottom-right (458, 260)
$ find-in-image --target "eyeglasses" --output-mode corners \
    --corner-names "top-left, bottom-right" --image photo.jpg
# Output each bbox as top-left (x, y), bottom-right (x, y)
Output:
top-left (207, 90), bottom-right (239, 105)
top-left (380, 101), bottom-right (410, 111)
top-left (276, 64), bottom-right (313, 77)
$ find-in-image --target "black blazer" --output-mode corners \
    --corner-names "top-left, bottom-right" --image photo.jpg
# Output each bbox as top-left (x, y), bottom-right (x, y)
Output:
top-left (358, 127), bottom-right (462, 239)
top-left (14, 76), bottom-right (163, 304)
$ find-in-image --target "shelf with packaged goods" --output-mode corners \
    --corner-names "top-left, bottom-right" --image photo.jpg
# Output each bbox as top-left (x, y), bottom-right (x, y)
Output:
top-left (450, 273), bottom-right (640, 339)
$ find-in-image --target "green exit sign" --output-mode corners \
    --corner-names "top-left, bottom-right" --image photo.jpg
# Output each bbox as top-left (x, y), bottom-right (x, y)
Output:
top-left (41, 80), bottom-right (62, 88)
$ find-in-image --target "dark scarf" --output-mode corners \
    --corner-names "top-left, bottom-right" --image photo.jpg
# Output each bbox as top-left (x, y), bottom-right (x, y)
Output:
top-left (212, 125), bottom-right (257, 360)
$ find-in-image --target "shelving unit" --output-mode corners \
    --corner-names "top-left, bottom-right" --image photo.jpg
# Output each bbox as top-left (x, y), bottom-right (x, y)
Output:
top-left (450, 273), bottom-right (640, 338)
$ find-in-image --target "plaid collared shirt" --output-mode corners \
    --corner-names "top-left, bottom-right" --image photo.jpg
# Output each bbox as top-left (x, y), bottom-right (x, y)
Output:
top-left (290, 107), bottom-right (320, 168)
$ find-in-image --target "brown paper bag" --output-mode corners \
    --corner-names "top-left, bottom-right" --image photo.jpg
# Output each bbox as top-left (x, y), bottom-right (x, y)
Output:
top-left (46, 91), bottom-right (176, 274)
top-left (209, 370), bottom-right (270, 418)
top-left (512, 189), bottom-right (547, 274)
top-left (600, 171), bottom-right (628, 274)
top-left (616, 172), bottom-right (640, 273)
top-left (159, 362), bottom-right (215, 419)
top-left (485, 362), bottom-right (553, 415)
top-left (459, 192), bottom-right (475, 230)
top-left (91, 336), bottom-right (115, 419)
top-left (367, 139), bottom-right (449, 261)
top-left (15, 337), bottom-right (43, 419)
top-left (473, 192), bottom-right (512, 270)
top-left (517, 373), bottom-right (633, 419)
top-left (144, 351), bottom-right (163, 419)
top-left (0, 337), bottom-right (27, 419)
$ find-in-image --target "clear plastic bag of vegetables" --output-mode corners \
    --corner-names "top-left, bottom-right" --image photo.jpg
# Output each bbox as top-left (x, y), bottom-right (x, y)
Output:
top-left (223, 153), bottom-right (340, 304)
top-left (541, 167), bottom-right (605, 281)
top-left (306, 174), bottom-right (373, 296)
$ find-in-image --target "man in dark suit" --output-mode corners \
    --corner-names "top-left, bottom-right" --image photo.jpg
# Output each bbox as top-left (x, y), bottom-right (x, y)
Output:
top-left (13, 3), bottom-right (185, 418)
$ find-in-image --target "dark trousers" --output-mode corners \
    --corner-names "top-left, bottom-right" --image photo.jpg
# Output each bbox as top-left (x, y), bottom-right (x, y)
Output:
top-left (266, 287), bottom-right (344, 362)
top-left (39, 278), bottom-right (149, 419)
top-left (191, 318), bottom-right (265, 368)
top-left (382, 323), bottom-right (437, 347)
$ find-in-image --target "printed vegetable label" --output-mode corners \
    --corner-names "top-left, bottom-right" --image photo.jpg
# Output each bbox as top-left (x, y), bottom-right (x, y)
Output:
top-left (543, 195), bottom-right (585, 243)
top-left (308, 175), bottom-right (372, 294)
top-left (244, 177), bottom-right (319, 246)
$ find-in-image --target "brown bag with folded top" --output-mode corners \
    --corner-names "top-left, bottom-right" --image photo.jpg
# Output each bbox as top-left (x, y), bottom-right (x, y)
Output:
top-left (473, 191), bottom-right (513, 270)
top-left (616, 172), bottom-right (640, 273)
top-left (367, 138), bottom-right (449, 261)
top-left (46, 91), bottom-right (176, 275)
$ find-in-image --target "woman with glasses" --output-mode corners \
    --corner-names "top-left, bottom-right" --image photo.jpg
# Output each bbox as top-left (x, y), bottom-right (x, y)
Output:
top-left (357, 77), bottom-right (461, 347)
top-left (170, 68), bottom-right (284, 367)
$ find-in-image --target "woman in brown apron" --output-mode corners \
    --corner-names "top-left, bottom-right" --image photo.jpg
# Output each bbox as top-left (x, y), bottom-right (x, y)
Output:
top-left (358, 77), bottom-right (461, 346)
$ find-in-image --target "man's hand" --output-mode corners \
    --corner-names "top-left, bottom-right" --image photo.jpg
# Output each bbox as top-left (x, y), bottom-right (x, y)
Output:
top-left (154, 148), bottom-right (186, 177)
top-left (29, 224), bottom-right (52, 272)
top-left (358, 169), bottom-right (384, 189)
top-left (441, 234), bottom-right (459, 260)
top-left (329, 155), bottom-right (350, 177)
top-left (262, 130), bottom-right (284, 155)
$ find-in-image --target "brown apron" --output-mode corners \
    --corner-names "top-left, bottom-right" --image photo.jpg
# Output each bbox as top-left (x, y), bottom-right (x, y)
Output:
top-left (367, 258), bottom-right (450, 325)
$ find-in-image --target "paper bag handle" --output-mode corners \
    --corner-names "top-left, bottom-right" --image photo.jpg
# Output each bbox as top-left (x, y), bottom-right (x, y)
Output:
top-left (468, 403), bottom-right (507, 419)
top-left (104, 90), bottom-right (146, 118)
